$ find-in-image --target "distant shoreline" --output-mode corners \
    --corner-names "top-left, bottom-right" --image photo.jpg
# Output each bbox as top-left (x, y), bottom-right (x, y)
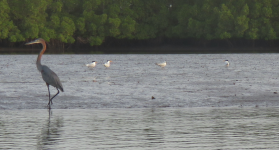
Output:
top-left (1, 47), bottom-right (279, 54)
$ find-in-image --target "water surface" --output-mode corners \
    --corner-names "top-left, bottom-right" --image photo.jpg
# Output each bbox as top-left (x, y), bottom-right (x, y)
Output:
top-left (1, 108), bottom-right (279, 149)
top-left (0, 54), bottom-right (279, 109)
top-left (1, 54), bottom-right (279, 149)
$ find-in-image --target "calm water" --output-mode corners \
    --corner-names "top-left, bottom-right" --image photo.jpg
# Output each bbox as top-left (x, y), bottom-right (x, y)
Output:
top-left (1, 54), bottom-right (279, 149)
top-left (1, 54), bottom-right (279, 109)
top-left (1, 108), bottom-right (279, 149)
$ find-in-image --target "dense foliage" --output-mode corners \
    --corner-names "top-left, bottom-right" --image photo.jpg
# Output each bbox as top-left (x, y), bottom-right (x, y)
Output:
top-left (1, 0), bottom-right (279, 48)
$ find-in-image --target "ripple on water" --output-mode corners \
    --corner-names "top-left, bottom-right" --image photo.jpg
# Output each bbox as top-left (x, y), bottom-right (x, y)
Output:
top-left (1, 108), bottom-right (279, 149)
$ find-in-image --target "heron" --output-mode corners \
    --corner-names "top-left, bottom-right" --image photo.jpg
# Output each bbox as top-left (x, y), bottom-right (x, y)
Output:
top-left (155, 61), bottom-right (167, 67)
top-left (86, 61), bottom-right (97, 68)
top-left (224, 60), bottom-right (229, 66)
top-left (104, 60), bottom-right (112, 68)
top-left (26, 38), bottom-right (64, 107)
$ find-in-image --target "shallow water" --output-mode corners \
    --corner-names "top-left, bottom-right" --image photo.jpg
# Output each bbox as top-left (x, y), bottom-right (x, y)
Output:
top-left (1, 108), bottom-right (279, 149)
top-left (0, 54), bottom-right (279, 109)
top-left (1, 54), bottom-right (279, 149)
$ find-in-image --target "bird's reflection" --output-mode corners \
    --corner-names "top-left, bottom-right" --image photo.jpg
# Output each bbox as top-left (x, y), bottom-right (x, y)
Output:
top-left (141, 108), bottom-right (165, 145)
top-left (37, 109), bottom-right (63, 149)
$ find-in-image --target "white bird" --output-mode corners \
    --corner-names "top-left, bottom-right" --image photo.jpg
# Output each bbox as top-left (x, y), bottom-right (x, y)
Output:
top-left (155, 61), bottom-right (167, 67)
top-left (224, 60), bottom-right (229, 66)
top-left (104, 60), bottom-right (112, 68)
top-left (86, 61), bottom-right (97, 67)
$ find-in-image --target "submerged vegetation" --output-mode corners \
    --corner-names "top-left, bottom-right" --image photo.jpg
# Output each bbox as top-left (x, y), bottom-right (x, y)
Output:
top-left (1, 0), bottom-right (279, 52)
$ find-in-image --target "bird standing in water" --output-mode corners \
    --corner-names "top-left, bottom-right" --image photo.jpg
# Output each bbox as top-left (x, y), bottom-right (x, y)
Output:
top-left (26, 38), bottom-right (64, 107)
top-left (86, 61), bottom-right (97, 68)
top-left (224, 60), bottom-right (229, 66)
top-left (104, 60), bottom-right (112, 68)
top-left (156, 61), bottom-right (167, 67)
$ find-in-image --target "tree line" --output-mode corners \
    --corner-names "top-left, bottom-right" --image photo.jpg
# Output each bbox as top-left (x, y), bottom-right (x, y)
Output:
top-left (1, 0), bottom-right (279, 51)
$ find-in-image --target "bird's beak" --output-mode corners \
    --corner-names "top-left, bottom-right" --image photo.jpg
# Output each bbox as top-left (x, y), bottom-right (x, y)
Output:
top-left (25, 40), bottom-right (38, 45)
top-left (25, 42), bottom-right (33, 45)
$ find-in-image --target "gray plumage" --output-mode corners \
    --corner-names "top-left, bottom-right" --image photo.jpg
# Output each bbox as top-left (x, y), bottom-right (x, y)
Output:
top-left (26, 38), bottom-right (63, 107)
top-left (41, 65), bottom-right (64, 92)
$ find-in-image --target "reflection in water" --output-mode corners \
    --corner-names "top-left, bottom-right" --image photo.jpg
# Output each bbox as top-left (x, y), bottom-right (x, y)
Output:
top-left (141, 109), bottom-right (165, 147)
top-left (37, 109), bottom-right (63, 150)
top-left (1, 108), bottom-right (279, 149)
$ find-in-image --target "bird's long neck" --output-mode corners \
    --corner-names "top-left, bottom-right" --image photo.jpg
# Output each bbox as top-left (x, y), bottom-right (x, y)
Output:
top-left (36, 41), bottom-right (46, 72)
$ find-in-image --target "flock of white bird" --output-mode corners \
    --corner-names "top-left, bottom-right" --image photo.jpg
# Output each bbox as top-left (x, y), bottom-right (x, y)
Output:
top-left (85, 60), bottom-right (112, 68)
top-left (85, 60), bottom-right (168, 68)
top-left (85, 60), bottom-right (229, 68)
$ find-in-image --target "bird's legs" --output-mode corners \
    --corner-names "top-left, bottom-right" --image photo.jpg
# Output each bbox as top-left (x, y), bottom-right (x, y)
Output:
top-left (46, 83), bottom-right (52, 106)
top-left (49, 88), bottom-right (60, 105)
top-left (46, 83), bottom-right (60, 106)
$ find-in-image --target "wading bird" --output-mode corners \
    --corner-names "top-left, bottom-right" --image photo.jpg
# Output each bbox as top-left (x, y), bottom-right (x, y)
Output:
top-left (156, 61), bottom-right (167, 67)
top-left (26, 38), bottom-right (64, 107)
top-left (224, 60), bottom-right (229, 66)
top-left (104, 60), bottom-right (112, 68)
top-left (86, 61), bottom-right (97, 68)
